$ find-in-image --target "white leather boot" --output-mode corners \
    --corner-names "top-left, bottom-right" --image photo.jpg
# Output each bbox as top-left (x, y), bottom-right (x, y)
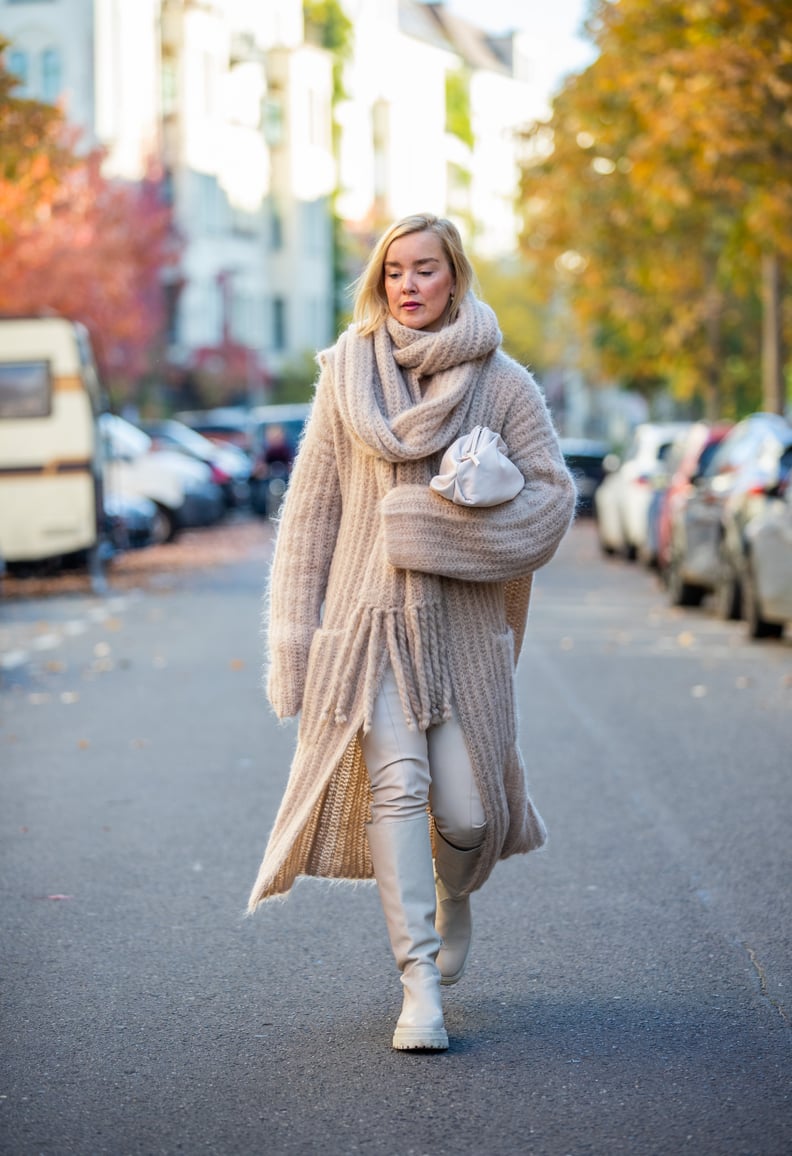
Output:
top-left (434, 830), bottom-right (484, 986)
top-left (366, 815), bottom-right (448, 1051)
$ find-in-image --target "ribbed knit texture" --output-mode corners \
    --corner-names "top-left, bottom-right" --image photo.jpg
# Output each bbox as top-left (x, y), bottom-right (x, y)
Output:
top-left (248, 295), bottom-right (576, 910)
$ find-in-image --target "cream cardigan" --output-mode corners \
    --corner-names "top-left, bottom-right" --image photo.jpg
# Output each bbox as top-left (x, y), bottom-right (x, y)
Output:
top-left (248, 296), bottom-right (575, 910)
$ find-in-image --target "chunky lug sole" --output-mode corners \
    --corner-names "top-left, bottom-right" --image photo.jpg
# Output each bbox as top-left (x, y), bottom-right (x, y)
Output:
top-left (392, 1024), bottom-right (449, 1051)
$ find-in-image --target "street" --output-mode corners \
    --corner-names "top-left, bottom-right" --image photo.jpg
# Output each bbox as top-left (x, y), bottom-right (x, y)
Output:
top-left (1, 518), bottom-right (790, 1156)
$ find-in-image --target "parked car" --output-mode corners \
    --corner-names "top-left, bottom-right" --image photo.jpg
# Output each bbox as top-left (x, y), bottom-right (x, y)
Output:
top-left (559, 438), bottom-right (610, 517)
top-left (140, 419), bottom-right (251, 510)
top-left (174, 407), bottom-right (254, 454)
top-left (101, 414), bottom-right (224, 543)
top-left (594, 422), bottom-right (692, 560)
top-left (667, 412), bottom-right (792, 616)
top-left (657, 421), bottom-right (733, 593)
top-left (740, 450), bottom-right (792, 638)
top-left (103, 493), bottom-right (157, 552)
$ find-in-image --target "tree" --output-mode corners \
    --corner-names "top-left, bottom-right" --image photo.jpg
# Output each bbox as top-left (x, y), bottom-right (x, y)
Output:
top-left (0, 36), bottom-right (77, 239)
top-left (0, 40), bottom-right (179, 401)
top-left (519, 0), bottom-right (792, 417)
top-left (303, 1), bottom-right (355, 333)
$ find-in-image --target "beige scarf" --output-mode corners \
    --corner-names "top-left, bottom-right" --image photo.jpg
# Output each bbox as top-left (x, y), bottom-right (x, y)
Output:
top-left (317, 296), bottom-right (503, 733)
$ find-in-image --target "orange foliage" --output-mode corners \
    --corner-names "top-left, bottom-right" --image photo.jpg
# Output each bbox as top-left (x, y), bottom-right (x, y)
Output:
top-left (0, 40), bottom-right (180, 385)
top-left (519, 0), bottom-right (792, 415)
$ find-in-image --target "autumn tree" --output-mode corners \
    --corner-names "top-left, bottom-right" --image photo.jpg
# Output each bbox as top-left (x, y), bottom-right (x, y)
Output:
top-left (0, 39), bottom-right (179, 403)
top-left (0, 36), bottom-right (77, 238)
top-left (519, 0), bottom-right (792, 418)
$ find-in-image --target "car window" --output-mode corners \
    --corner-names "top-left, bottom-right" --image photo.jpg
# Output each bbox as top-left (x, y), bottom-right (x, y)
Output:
top-left (696, 439), bottom-right (723, 474)
top-left (0, 360), bottom-right (52, 419)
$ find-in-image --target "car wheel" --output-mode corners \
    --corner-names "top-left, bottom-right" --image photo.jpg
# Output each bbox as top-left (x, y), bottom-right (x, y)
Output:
top-left (151, 503), bottom-right (179, 545)
top-left (667, 553), bottom-right (705, 607)
top-left (743, 560), bottom-right (784, 640)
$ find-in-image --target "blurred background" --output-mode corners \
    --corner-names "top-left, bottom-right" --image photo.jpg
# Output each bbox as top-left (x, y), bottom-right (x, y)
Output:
top-left (2, 0), bottom-right (788, 434)
top-left (1, 1), bottom-right (792, 621)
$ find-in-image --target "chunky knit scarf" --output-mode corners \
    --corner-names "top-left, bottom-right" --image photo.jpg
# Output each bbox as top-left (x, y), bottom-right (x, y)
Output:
top-left (319, 296), bottom-right (502, 733)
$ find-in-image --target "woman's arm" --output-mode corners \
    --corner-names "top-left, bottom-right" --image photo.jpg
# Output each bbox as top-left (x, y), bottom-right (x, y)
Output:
top-left (265, 371), bottom-right (342, 718)
top-left (380, 369), bottom-right (575, 583)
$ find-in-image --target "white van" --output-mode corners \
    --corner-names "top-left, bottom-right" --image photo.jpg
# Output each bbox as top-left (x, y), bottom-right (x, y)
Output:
top-left (0, 317), bottom-right (107, 576)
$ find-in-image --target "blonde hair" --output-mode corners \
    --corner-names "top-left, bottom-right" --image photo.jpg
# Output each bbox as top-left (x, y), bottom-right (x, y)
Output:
top-left (352, 214), bottom-right (476, 337)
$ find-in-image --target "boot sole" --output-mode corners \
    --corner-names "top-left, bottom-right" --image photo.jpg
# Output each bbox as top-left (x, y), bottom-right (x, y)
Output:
top-left (392, 1027), bottom-right (449, 1051)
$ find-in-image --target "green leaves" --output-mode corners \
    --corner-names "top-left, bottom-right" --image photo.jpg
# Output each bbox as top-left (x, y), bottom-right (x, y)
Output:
top-left (519, 0), bottom-right (792, 416)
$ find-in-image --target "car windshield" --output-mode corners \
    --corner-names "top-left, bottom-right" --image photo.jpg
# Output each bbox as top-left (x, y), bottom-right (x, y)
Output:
top-left (164, 423), bottom-right (215, 456)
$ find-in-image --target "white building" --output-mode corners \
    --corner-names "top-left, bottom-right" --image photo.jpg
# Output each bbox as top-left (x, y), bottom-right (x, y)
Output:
top-left (0, 0), bottom-right (337, 401)
top-left (336, 0), bottom-right (542, 262)
top-left (1, 0), bottom-right (161, 181)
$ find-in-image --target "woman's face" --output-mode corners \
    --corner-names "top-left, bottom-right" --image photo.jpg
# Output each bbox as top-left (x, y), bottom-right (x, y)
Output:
top-left (383, 230), bottom-right (456, 332)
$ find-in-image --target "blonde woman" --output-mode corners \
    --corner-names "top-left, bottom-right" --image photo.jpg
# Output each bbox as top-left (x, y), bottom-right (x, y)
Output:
top-left (248, 214), bottom-right (575, 1051)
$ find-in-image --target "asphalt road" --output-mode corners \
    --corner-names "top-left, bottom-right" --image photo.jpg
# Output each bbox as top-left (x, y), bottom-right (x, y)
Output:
top-left (1, 518), bottom-right (790, 1156)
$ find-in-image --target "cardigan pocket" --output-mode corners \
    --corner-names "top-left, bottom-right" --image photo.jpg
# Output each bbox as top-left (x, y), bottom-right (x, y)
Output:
top-left (304, 628), bottom-right (347, 724)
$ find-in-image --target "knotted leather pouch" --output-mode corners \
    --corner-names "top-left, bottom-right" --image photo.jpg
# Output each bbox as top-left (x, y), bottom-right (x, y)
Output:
top-left (429, 425), bottom-right (525, 507)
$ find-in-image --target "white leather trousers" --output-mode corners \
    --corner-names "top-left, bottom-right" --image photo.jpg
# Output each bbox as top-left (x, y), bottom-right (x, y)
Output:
top-left (360, 667), bottom-right (486, 850)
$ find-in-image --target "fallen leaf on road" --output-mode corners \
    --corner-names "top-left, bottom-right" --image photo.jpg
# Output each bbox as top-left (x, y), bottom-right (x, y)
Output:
top-left (77, 739), bottom-right (90, 749)
top-left (229, 658), bottom-right (245, 670)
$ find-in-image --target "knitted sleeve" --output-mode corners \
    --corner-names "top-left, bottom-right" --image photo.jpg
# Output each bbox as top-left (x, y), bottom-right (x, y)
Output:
top-left (380, 370), bottom-right (575, 583)
top-left (265, 368), bottom-right (342, 718)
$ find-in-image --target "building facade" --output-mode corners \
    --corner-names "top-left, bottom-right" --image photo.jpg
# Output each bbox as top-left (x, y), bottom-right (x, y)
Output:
top-left (2, 0), bottom-right (548, 404)
top-left (336, 0), bottom-right (544, 263)
top-left (1, 0), bottom-right (336, 403)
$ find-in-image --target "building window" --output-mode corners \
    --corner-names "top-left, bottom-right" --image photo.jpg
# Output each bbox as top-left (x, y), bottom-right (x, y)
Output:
top-left (272, 298), bottom-right (286, 352)
top-left (270, 205), bottom-right (283, 251)
top-left (40, 47), bottom-right (61, 104)
top-left (161, 54), bottom-right (177, 117)
top-left (263, 97), bottom-right (283, 147)
top-left (7, 49), bottom-right (29, 94)
top-left (372, 99), bottom-right (390, 200)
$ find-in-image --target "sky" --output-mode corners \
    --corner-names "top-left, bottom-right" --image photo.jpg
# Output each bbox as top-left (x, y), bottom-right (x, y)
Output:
top-left (444, 0), bottom-right (596, 97)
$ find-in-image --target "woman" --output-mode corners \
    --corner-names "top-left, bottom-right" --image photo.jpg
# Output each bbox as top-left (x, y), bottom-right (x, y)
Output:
top-left (248, 214), bottom-right (576, 1052)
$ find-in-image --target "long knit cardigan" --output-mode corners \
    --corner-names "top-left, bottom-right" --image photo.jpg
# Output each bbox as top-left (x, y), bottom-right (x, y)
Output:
top-left (248, 296), bottom-right (576, 911)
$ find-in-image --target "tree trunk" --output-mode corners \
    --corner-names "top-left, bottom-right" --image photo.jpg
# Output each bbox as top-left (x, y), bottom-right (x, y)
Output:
top-left (704, 273), bottom-right (722, 422)
top-left (761, 250), bottom-right (785, 415)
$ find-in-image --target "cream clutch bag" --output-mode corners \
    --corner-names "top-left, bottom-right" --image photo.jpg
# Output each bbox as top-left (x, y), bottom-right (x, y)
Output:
top-left (430, 425), bottom-right (524, 507)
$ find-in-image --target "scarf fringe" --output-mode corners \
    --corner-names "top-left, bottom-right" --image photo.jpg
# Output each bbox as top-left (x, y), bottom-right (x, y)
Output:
top-left (322, 602), bottom-right (452, 735)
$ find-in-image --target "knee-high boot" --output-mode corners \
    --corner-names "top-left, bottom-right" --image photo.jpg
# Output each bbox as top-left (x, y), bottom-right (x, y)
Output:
top-left (434, 830), bottom-right (484, 986)
top-left (366, 815), bottom-right (448, 1051)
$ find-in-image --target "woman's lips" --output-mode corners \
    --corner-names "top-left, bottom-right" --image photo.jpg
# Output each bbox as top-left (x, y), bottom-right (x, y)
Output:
top-left (401, 302), bottom-right (420, 310)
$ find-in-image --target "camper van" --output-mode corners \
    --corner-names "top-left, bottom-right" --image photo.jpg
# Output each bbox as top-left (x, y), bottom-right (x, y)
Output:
top-left (0, 317), bottom-right (107, 575)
